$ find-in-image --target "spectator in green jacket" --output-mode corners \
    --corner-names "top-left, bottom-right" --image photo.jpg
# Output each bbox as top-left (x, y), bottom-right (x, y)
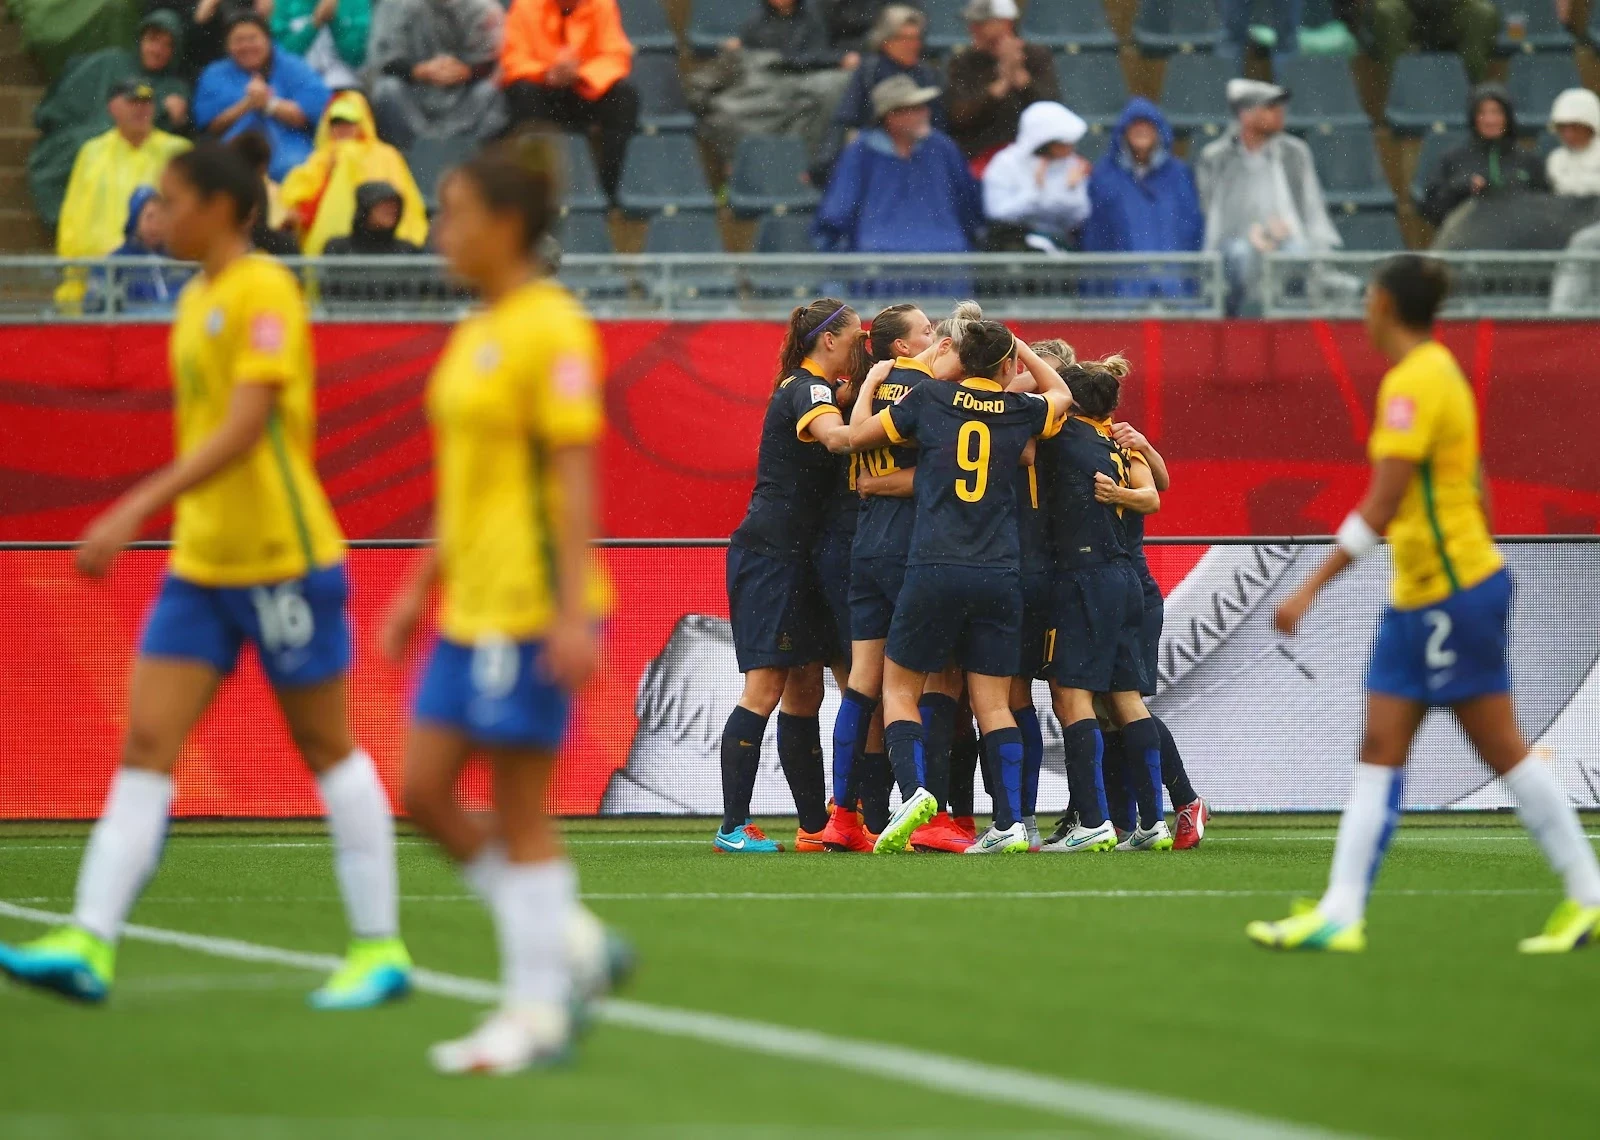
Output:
top-left (270, 0), bottom-right (371, 89)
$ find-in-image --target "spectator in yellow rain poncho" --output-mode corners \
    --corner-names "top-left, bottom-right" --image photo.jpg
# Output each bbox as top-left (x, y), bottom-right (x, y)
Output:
top-left (281, 89), bottom-right (428, 255)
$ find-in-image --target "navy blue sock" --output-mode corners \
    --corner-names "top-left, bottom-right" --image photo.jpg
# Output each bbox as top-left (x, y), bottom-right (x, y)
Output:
top-left (1122, 717), bottom-right (1165, 829)
top-left (776, 713), bottom-right (828, 834)
top-left (1101, 730), bottom-right (1137, 834)
top-left (1060, 718), bottom-right (1107, 828)
top-left (720, 705), bottom-right (768, 833)
top-left (859, 751), bottom-right (891, 832)
top-left (982, 727), bottom-right (1024, 830)
top-left (831, 688), bottom-right (877, 808)
top-left (884, 719), bottom-right (926, 801)
top-left (918, 692), bottom-right (958, 811)
top-left (1012, 705), bottom-right (1043, 818)
top-left (1154, 716), bottom-right (1198, 809)
top-left (948, 717), bottom-right (978, 817)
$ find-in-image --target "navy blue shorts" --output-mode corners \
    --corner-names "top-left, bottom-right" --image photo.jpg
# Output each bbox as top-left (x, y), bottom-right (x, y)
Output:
top-left (1365, 568), bottom-right (1512, 706)
top-left (413, 636), bottom-right (571, 749)
top-left (1017, 569), bottom-right (1053, 680)
top-left (139, 563), bottom-right (351, 688)
top-left (886, 563), bottom-right (1021, 678)
top-left (848, 555), bottom-right (907, 643)
top-left (1138, 582), bottom-right (1164, 698)
top-left (726, 544), bottom-right (831, 673)
top-left (811, 527), bottom-right (853, 664)
top-left (1047, 562), bottom-right (1147, 694)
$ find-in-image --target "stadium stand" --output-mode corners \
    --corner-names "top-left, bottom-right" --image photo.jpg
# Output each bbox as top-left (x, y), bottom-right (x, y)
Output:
top-left (1410, 127), bottom-right (1470, 207)
top-left (1277, 55), bottom-right (1367, 130)
top-left (1385, 52), bottom-right (1471, 134)
top-left (1506, 54), bottom-right (1585, 137)
top-left (915, 0), bottom-right (968, 56)
top-left (1159, 51), bottom-right (1233, 140)
top-left (1303, 123), bottom-right (1395, 213)
top-left (644, 210), bottom-right (726, 253)
top-left (1499, 4), bottom-right (1574, 54)
top-left (617, 133), bottom-right (717, 215)
top-left (1056, 51), bottom-right (1129, 133)
top-left (728, 134), bottom-right (821, 218)
top-left (1133, 0), bottom-right (1224, 57)
top-left (618, 0), bottom-right (679, 53)
top-left (556, 209), bottom-right (617, 254)
top-left (406, 136), bottom-right (478, 214)
top-left (752, 211), bottom-right (815, 253)
top-left (1019, 1), bottom-right (1118, 54)
top-left (562, 133), bottom-right (609, 214)
top-left (633, 52), bottom-right (695, 134)
top-left (1335, 211), bottom-right (1406, 250)
top-left (686, 0), bottom-right (745, 57)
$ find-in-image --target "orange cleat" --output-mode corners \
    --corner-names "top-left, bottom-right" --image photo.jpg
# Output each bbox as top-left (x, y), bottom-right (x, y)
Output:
top-left (911, 811), bottom-right (973, 853)
top-left (1173, 798), bottom-right (1210, 851)
top-left (818, 803), bottom-right (877, 852)
top-left (952, 815), bottom-right (978, 842)
top-left (794, 820), bottom-right (831, 852)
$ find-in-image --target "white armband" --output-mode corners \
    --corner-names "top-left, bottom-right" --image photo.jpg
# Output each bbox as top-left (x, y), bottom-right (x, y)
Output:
top-left (1336, 510), bottom-right (1380, 561)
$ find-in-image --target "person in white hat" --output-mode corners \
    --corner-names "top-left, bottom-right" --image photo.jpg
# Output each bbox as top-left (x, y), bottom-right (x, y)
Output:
top-left (980, 100), bottom-right (1091, 252)
top-left (1547, 87), bottom-right (1600, 198)
top-left (945, 0), bottom-right (1058, 166)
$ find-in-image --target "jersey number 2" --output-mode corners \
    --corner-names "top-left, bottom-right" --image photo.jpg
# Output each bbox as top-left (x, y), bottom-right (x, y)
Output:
top-left (956, 421), bottom-right (991, 503)
top-left (1423, 611), bottom-right (1457, 670)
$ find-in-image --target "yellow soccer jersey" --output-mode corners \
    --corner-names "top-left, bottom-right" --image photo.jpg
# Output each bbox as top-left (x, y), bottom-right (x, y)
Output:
top-left (427, 278), bottom-right (612, 642)
top-left (1367, 340), bottom-right (1503, 609)
top-left (168, 254), bottom-right (344, 586)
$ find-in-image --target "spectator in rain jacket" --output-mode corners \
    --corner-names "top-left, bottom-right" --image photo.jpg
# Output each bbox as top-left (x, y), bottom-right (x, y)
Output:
top-left (194, 12), bottom-right (330, 181)
top-left (93, 185), bottom-right (193, 312)
top-left (981, 100), bottom-right (1091, 251)
top-left (1419, 82), bottom-right (1549, 228)
top-left (365, 0), bottom-right (508, 150)
top-left (270, 0), bottom-right (372, 89)
top-left (1547, 87), bottom-right (1600, 197)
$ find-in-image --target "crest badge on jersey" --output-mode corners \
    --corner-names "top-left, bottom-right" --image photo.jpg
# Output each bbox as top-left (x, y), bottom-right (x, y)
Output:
top-left (250, 313), bottom-right (285, 354)
top-left (809, 383), bottom-right (832, 405)
top-left (1384, 395), bottom-right (1417, 431)
top-left (476, 343), bottom-right (501, 373)
top-left (206, 308), bottom-right (224, 337)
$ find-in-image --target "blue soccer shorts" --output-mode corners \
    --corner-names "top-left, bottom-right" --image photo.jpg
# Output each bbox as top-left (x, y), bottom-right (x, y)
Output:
top-left (413, 636), bottom-right (571, 750)
top-left (1365, 568), bottom-right (1513, 706)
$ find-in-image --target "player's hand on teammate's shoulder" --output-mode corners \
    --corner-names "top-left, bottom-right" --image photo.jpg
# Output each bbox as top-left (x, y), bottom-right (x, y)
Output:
top-left (1092, 471), bottom-right (1121, 504)
top-left (1112, 421), bottom-right (1148, 454)
top-left (859, 359), bottom-right (894, 406)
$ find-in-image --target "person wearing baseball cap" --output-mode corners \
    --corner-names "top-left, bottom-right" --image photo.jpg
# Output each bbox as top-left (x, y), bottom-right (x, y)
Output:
top-left (945, 0), bottom-right (1059, 170)
top-left (814, 72), bottom-right (982, 257)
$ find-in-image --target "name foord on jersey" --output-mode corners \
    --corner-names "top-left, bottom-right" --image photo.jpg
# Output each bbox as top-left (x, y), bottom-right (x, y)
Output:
top-left (953, 389), bottom-right (1006, 414)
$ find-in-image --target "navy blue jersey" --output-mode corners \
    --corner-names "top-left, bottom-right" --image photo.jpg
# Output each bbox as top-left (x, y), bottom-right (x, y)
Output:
top-left (1015, 459), bottom-right (1050, 576)
top-left (852, 361), bottom-right (931, 561)
top-left (1123, 506), bottom-right (1160, 594)
top-left (730, 367), bottom-right (844, 561)
top-left (819, 452), bottom-right (859, 537)
top-left (1036, 416), bottom-right (1137, 570)
top-left (883, 377), bottom-right (1055, 569)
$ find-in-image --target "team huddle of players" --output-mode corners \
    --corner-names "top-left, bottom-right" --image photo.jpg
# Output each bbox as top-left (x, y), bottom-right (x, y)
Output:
top-left (715, 298), bottom-right (1209, 857)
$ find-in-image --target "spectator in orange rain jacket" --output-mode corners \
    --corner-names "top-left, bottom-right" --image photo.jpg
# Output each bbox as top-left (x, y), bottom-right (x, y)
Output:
top-left (501, 0), bottom-right (639, 201)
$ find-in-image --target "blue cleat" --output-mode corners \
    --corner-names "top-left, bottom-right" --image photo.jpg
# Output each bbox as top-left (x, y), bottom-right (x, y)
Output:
top-left (308, 937), bottom-right (413, 1010)
top-left (0, 926), bottom-right (114, 1004)
top-left (712, 823), bottom-right (782, 853)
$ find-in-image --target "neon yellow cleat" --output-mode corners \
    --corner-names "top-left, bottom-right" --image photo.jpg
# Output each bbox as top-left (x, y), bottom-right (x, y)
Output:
top-left (1247, 902), bottom-right (1366, 953)
top-left (1517, 900), bottom-right (1600, 955)
top-left (309, 937), bottom-right (413, 1010)
top-left (0, 925), bottom-right (115, 1002)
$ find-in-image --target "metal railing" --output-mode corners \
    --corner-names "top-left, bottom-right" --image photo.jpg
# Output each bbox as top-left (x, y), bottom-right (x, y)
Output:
top-left (1262, 249), bottom-right (1600, 318)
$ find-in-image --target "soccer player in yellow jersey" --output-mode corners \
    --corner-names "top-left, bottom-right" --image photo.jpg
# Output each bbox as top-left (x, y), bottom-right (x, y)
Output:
top-left (0, 144), bottom-right (412, 1007)
top-left (379, 134), bottom-right (628, 1074)
top-left (1250, 255), bottom-right (1600, 955)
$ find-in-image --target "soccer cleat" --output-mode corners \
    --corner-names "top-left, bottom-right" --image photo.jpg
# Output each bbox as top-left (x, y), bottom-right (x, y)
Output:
top-left (429, 1004), bottom-right (573, 1075)
top-left (0, 925), bottom-right (114, 1003)
top-left (1173, 798), bottom-right (1211, 851)
top-left (818, 803), bottom-right (877, 852)
top-left (1039, 818), bottom-right (1119, 854)
top-left (910, 811), bottom-right (972, 853)
top-left (873, 787), bottom-right (938, 854)
top-left (713, 823), bottom-right (783, 853)
top-left (1246, 903), bottom-right (1367, 953)
top-left (309, 936), bottom-right (414, 1010)
top-left (794, 824), bottom-right (829, 853)
top-left (1022, 814), bottom-right (1041, 853)
top-left (1517, 899), bottom-right (1600, 955)
top-left (952, 815), bottom-right (978, 841)
top-left (1117, 821), bottom-right (1174, 852)
top-left (965, 822), bottom-right (1029, 854)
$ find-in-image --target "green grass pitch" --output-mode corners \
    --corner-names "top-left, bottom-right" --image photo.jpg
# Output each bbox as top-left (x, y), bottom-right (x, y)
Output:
top-left (2, 814), bottom-right (1597, 1139)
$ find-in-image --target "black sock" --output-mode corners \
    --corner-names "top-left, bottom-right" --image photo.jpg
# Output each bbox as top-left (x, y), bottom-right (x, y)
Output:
top-left (982, 727), bottom-right (1024, 830)
top-left (1102, 730), bottom-right (1136, 833)
top-left (1060, 718), bottom-right (1107, 828)
top-left (884, 719), bottom-right (926, 801)
top-left (776, 712), bottom-right (829, 834)
top-left (1155, 716), bottom-right (1198, 808)
top-left (918, 692), bottom-right (958, 812)
top-left (859, 751), bottom-right (892, 832)
top-left (1122, 717), bottom-right (1164, 829)
top-left (720, 705), bottom-right (769, 833)
top-left (948, 716), bottom-right (979, 817)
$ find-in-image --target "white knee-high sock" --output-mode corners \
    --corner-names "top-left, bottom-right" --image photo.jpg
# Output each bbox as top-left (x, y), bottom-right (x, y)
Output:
top-left (462, 843), bottom-right (603, 989)
top-left (73, 769), bottom-right (174, 942)
top-left (316, 749), bottom-right (399, 941)
top-left (1319, 763), bottom-right (1404, 926)
top-left (1504, 755), bottom-right (1600, 907)
top-left (462, 842), bottom-right (506, 907)
top-left (493, 858), bottom-right (576, 1008)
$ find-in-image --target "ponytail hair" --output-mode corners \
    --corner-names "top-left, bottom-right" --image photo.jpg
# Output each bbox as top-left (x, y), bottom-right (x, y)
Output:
top-left (1031, 337), bottom-right (1076, 370)
top-left (1061, 360), bottom-right (1123, 419)
top-left (1088, 352), bottom-right (1131, 379)
top-left (956, 320), bottom-right (1017, 380)
top-left (933, 299), bottom-right (984, 348)
top-left (777, 297), bottom-right (855, 385)
top-left (868, 303), bottom-right (922, 362)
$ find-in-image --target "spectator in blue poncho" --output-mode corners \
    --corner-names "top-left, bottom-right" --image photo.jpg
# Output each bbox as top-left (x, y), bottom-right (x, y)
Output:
top-left (1080, 97), bottom-right (1204, 296)
top-left (814, 74), bottom-right (982, 254)
top-left (194, 13), bottom-right (329, 181)
top-left (90, 186), bottom-right (193, 313)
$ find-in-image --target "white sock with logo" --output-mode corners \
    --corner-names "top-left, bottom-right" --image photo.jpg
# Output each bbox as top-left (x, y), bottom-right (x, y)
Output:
top-left (493, 859), bottom-right (576, 1009)
top-left (1504, 755), bottom-right (1600, 907)
top-left (316, 749), bottom-right (399, 941)
top-left (73, 768), bottom-right (174, 942)
top-left (1319, 763), bottom-right (1403, 926)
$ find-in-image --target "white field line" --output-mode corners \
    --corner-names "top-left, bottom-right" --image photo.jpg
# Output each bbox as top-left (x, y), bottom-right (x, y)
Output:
top-left (0, 900), bottom-right (1359, 1140)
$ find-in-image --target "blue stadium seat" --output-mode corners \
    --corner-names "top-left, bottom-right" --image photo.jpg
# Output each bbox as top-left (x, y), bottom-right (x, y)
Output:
top-left (1302, 124), bottom-right (1395, 212)
top-left (618, 0), bottom-right (678, 53)
top-left (553, 213), bottom-right (625, 302)
top-left (753, 211), bottom-right (817, 253)
top-left (1057, 51), bottom-right (1129, 132)
top-left (728, 135), bottom-right (821, 218)
top-left (1385, 53), bottom-right (1470, 134)
top-left (1133, 0), bottom-right (1222, 56)
top-left (1336, 211), bottom-right (1406, 251)
top-left (556, 211), bottom-right (616, 255)
top-left (687, 0), bottom-right (744, 56)
top-left (1160, 52), bottom-right (1233, 140)
top-left (561, 134), bottom-right (608, 213)
top-left (1507, 55), bottom-right (1584, 136)
top-left (1075, 129), bottom-right (1110, 164)
top-left (749, 213), bottom-right (822, 299)
top-left (1020, 2), bottom-right (1118, 53)
top-left (915, 0), bottom-right (968, 54)
top-left (1409, 127), bottom-right (1468, 207)
top-left (643, 211), bottom-right (737, 299)
top-left (1500, 5), bottom-right (1575, 53)
top-left (406, 136), bottom-right (477, 212)
top-left (617, 134), bottom-right (716, 215)
top-left (1276, 55), bottom-right (1367, 130)
top-left (633, 53), bottom-right (695, 133)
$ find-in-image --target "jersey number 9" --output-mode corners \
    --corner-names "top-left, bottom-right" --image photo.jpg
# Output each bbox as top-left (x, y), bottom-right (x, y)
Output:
top-left (955, 421), bottom-right (991, 503)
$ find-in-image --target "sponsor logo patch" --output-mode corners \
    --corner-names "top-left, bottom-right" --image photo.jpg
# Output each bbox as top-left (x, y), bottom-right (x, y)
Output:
top-left (1384, 395), bottom-right (1416, 431)
top-left (250, 313), bottom-right (285, 354)
top-left (554, 353), bottom-right (595, 399)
